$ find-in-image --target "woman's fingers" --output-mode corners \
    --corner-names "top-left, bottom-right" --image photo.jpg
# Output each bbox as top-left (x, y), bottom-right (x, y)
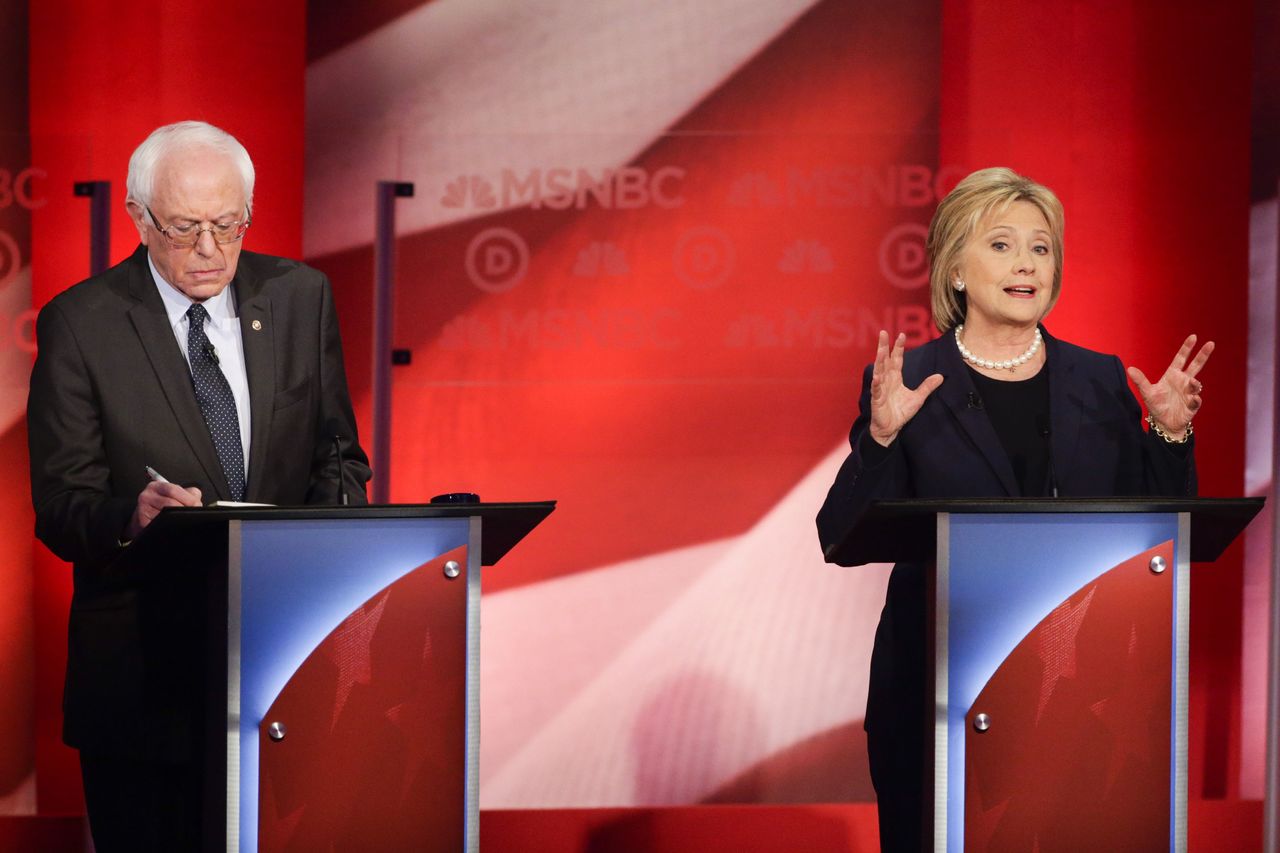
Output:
top-left (873, 330), bottom-right (891, 371)
top-left (1166, 334), bottom-right (1196, 373)
top-left (1126, 365), bottom-right (1152, 396)
top-left (916, 372), bottom-right (945, 400)
top-left (1185, 339), bottom-right (1214, 378)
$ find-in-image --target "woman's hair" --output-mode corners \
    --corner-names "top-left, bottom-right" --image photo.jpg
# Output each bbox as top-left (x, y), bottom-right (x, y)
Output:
top-left (126, 120), bottom-right (255, 212)
top-left (926, 167), bottom-right (1064, 333)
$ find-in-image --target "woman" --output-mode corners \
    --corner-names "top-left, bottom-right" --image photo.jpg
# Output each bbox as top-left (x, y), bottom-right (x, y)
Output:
top-left (816, 167), bottom-right (1211, 851)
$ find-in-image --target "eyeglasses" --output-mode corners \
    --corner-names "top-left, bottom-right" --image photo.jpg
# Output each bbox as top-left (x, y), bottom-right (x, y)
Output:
top-left (146, 206), bottom-right (251, 248)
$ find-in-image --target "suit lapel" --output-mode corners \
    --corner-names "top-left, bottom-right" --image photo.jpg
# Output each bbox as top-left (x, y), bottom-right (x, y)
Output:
top-left (1044, 329), bottom-right (1083, 495)
top-left (934, 331), bottom-right (1021, 496)
top-left (235, 259), bottom-right (276, 502)
top-left (124, 246), bottom-right (231, 498)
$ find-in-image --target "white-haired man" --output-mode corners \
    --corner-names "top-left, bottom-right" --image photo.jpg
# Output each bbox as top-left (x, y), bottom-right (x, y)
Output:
top-left (27, 121), bottom-right (372, 849)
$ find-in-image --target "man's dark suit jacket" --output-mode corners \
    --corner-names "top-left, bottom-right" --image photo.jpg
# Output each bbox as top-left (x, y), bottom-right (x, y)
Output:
top-left (816, 327), bottom-right (1195, 739)
top-left (27, 244), bottom-right (372, 759)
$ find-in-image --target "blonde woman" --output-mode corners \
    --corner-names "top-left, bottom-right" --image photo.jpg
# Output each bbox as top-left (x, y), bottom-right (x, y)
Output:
top-left (817, 167), bottom-right (1211, 851)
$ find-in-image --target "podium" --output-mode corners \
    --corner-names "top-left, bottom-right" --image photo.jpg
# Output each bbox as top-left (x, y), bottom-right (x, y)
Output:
top-left (120, 502), bottom-right (554, 853)
top-left (831, 497), bottom-right (1262, 852)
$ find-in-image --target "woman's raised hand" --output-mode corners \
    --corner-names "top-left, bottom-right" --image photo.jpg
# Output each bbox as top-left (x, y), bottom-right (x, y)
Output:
top-left (868, 331), bottom-right (944, 447)
top-left (1126, 334), bottom-right (1214, 441)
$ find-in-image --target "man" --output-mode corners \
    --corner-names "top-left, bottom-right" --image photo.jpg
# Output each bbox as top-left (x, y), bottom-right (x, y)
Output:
top-left (27, 121), bottom-right (372, 850)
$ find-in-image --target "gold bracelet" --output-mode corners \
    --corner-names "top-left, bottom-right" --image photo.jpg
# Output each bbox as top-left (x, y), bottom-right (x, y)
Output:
top-left (1146, 414), bottom-right (1192, 444)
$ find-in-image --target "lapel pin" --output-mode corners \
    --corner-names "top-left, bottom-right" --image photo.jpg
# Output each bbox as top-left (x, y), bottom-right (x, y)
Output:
top-left (251, 320), bottom-right (262, 331)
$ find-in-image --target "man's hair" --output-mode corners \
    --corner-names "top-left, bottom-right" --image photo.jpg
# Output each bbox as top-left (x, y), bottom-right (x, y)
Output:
top-left (926, 167), bottom-right (1065, 333)
top-left (126, 120), bottom-right (255, 212)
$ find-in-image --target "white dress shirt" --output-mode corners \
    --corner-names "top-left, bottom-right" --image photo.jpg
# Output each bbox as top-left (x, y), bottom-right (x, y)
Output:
top-left (148, 253), bottom-right (252, 474)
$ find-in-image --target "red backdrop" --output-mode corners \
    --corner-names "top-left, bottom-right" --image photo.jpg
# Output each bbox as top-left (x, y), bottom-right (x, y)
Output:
top-left (3, 0), bottom-right (1265, 849)
top-left (24, 0), bottom-right (307, 822)
top-left (939, 0), bottom-right (1252, 805)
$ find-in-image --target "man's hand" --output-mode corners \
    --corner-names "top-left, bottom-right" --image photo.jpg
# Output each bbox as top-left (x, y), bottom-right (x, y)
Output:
top-left (124, 481), bottom-right (203, 541)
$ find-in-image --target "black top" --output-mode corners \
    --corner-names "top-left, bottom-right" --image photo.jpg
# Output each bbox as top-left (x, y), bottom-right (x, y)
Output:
top-left (965, 364), bottom-right (1052, 496)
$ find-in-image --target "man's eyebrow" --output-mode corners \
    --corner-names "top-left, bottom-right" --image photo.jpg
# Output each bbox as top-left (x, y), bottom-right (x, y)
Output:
top-left (169, 210), bottom-right (242, 223)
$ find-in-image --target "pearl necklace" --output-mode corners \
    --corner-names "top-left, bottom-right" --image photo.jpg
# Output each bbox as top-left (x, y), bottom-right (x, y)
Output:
top-left (955, 325), bottom-right (1042, 372)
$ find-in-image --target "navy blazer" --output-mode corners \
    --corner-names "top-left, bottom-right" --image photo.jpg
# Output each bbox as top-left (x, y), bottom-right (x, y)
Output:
top-left (816, 327), bottom-right (1195, 734)
top-left (28, 245), bottom-right (373, 758)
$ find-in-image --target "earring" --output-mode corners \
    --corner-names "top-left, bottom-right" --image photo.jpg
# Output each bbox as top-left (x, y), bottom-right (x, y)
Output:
top-left (954, 279), bottom-right (966, 292)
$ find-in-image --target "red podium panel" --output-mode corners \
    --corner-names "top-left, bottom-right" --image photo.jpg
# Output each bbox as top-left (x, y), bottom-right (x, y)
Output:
top-left (258, 546), bottom-right (468, 851)
top-left (121, 502), bottom-right (553, 853)
top-left (827, 498), bottom-right (1262, 851)
top-left (964, 542), bottom-right (1172, 851)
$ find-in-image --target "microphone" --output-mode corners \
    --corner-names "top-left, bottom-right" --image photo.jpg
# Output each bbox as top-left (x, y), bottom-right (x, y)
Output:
top-left (1036, 414), bottom-right (1059, 498)
top-left (203, 342), bottom-right (219, 365)
top-left (324, 417), bottom-right (350, 506)
top-left (967, 391), bottom-right (984, 410)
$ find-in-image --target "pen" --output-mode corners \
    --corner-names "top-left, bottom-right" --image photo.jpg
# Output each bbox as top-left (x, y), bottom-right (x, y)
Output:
top-left (145, 465), bottom-right (170, 484)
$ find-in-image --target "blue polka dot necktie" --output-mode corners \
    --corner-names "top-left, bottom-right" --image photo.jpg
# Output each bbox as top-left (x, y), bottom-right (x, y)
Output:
top-left (187, 303), bottom-right (246, 500)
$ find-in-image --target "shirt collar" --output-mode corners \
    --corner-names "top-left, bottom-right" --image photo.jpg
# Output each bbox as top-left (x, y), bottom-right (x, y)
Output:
top-left (148, 251), bottom-right (237, 328)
